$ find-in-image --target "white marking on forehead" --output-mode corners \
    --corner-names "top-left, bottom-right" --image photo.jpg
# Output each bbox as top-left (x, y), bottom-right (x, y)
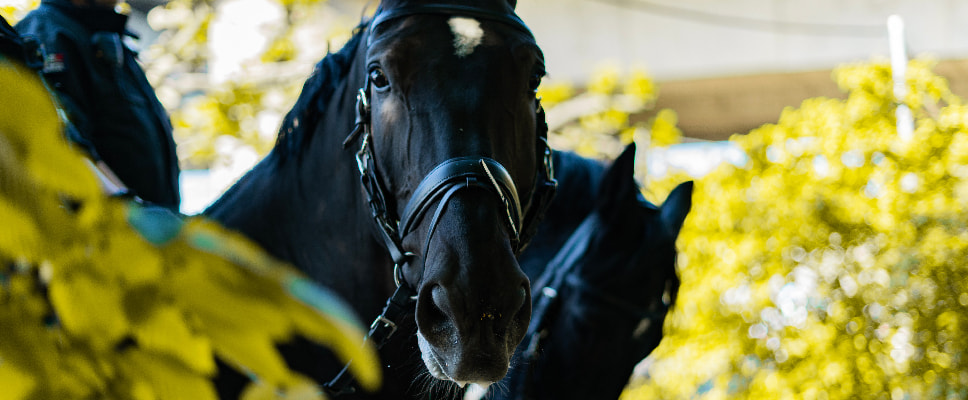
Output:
top-left (448, 17), bottom-right (484, 58)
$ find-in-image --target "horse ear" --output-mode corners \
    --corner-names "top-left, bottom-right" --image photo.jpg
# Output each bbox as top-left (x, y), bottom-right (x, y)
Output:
top-left (594, 143), bottom-right (638, 219)
top-left (659, 181), bottom-right (693, 237)
top-left (506, 0), bottom-right (517, 8)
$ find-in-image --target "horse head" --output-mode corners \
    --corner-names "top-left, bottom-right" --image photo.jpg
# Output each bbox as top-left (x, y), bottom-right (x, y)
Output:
top-left (520, 144), bottom-right (692, 400)
top-left (349, 0), bottom-right (553, 388)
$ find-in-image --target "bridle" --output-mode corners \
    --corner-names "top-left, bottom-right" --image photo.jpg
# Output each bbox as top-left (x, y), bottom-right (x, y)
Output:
top-left (511, 216), bottom-right (675, 400)
top-left (326, 4), bottom-right (557, 396)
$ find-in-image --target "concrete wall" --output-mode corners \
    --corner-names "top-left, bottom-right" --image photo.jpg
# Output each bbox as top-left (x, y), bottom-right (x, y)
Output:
top-left (514, 0), bottom-right (968, 82)
top-left (127, 0), bottom-right (968, 82)
top-left (127, 0), bottom-right (968, 139)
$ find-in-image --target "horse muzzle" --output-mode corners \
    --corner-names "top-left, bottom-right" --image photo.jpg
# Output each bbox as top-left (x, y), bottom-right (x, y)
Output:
top-left (415, 279), bottom-right (529, 386)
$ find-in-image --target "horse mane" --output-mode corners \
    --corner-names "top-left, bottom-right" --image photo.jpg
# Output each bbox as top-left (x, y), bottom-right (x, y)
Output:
top-left (273, 23), bottom-right (367, 163)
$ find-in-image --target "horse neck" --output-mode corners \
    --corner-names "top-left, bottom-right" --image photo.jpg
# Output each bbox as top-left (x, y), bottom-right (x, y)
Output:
top-left (527, 293), bottom-right (647, 400)
top-left (499, 310), bottom-right (643, 400)
top-left (516, 152), bottom-right (605, 279)
top-left (205, 42), bottom-right (396, 303)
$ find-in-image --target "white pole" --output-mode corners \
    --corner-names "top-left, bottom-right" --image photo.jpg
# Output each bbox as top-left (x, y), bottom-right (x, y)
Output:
top-left (888, 15), bottom-right (914, 141)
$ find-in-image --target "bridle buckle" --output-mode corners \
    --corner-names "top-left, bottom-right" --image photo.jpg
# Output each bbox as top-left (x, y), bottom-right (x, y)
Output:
top-left (356, 132), bottom-right (370, 176)
top-left (369, 315), bottom-right (398, 338)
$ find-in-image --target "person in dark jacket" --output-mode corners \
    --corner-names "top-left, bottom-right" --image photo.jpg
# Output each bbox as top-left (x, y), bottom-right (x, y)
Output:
top-left (16, 0), bottom-right (181, 210)
top-left (1, 16), bottom-right (42, 68)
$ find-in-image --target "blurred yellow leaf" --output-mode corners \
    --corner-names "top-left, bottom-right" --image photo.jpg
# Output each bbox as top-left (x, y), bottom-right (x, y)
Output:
top-left (102, 231), bottom-right (165, 285)
top-left (650, 108), bottom-right (683, 147)
top-left (209, 330), bottom-right (297, 388)
top-left (0, 197), bottom-right (40, 258)
top-left (1, 60), bottom-right (380, 399)
top-left (0, 363), bottom-right (35, 400)
top-left (0, 63), bottom-right (99, 203)
top-left (48, 274), bottom-right (130, 351)
top-left (132, 305), bottom-right (216, 375)
top-left (121, 350), bottom-right (219, 400)
top-left (588, 63), bottom-right (621, 95)
top-left (241, 382), bottom-right (280, 400)
top-left (169, 254), bottom-right (292, 337)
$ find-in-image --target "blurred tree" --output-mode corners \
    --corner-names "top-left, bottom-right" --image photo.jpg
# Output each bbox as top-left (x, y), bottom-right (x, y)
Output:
top-left (0, 0), bottom-right (38, 23)
top-left (142, 0), bottom-right (361, 171)
top-left (623, 59), bottom-right (968, 400)
top-left (542, 63), bottom-right (660, 159)
top-left (0, 60), bottom-right (379, 400)
top-left (537, 63), bottom-right (690, 205)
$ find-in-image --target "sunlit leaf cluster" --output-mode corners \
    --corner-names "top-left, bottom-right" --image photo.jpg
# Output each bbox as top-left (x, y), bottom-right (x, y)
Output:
top-left (623, 59), bottom-right (968, 400)
top-left (0, 62), bottom-right (379, 399)
top-left (539, 65), bottom-right (688, 206)
top-left (144, 0), bottom-right (357, 170)
top-left (0, 0), bottom-right (37, 24)
top-left (542, 64), bottom-right (678, 162)
top-left (170, 83), bottom-right (284, 169)
top-left (148, 1), bottom-right (672, 173)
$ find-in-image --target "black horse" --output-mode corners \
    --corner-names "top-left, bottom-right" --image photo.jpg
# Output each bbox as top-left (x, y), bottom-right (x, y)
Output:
top-left (516, 150), bottom-right (605, 280)
top-left (206, 1), bottom-right (554, 398)
top-left (484, 144), bottom-right (693, 400)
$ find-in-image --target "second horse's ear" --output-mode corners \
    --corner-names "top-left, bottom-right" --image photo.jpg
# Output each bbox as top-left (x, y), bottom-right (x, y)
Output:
top-left (660, 181), bottom-right (694, 237)
top-left (594, 143), bottom-right (638, 221)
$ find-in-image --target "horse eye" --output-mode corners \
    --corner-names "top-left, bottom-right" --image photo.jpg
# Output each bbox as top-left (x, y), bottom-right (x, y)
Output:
top-left (528, 74), bottom-right (542, 93)
top-left (369, 68), bottom-right (390, 89)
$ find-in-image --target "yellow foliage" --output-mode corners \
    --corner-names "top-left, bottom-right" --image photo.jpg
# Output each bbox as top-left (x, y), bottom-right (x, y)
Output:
top-left (587, 63), bottom-right (622, 95)
top-left (145, 0), bottom-right (354, 170)
top-left (172, 84), bottom-right (282, 169)
top-left (536, 80), bottom-right (575, 109)
top-left (0, 0), bottom-right (38, 23)
top-left (624, 69), bottom-right (658, 104)
top-left (0, 62), bottom-right (379, 399)
top-left (622, 60), bottom-right (968, 399)
top-left (649, 108), bottom-right (683, 147)
top-left (546, 65), bottom-right (660, 161)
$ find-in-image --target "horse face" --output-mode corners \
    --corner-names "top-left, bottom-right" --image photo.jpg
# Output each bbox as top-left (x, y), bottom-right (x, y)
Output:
top-left (534, 145), bottom-right (692, 399)
top-left (573, 146), bottom-right (691, 324)
top-left (364, 2), bottom-right (543, 387)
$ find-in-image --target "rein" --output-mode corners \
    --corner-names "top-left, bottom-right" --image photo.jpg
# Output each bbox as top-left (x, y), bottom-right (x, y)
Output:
top-left (325, 4), bottom-right (556, 396)
top-left (562, 275), bottom-right (670, 321)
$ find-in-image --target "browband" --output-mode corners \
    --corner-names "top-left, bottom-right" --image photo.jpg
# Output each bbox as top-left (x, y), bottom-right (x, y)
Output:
top-left (369, 4), bottom-right (533, 37)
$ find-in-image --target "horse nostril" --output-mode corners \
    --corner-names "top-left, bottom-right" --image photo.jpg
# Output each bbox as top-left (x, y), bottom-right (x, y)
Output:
top-left (431, 285), bottom-right (448, 311)
top-left (493, 283), bottom-right (528, 334)
top-left (421, 285), bottom-right (452, 335)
